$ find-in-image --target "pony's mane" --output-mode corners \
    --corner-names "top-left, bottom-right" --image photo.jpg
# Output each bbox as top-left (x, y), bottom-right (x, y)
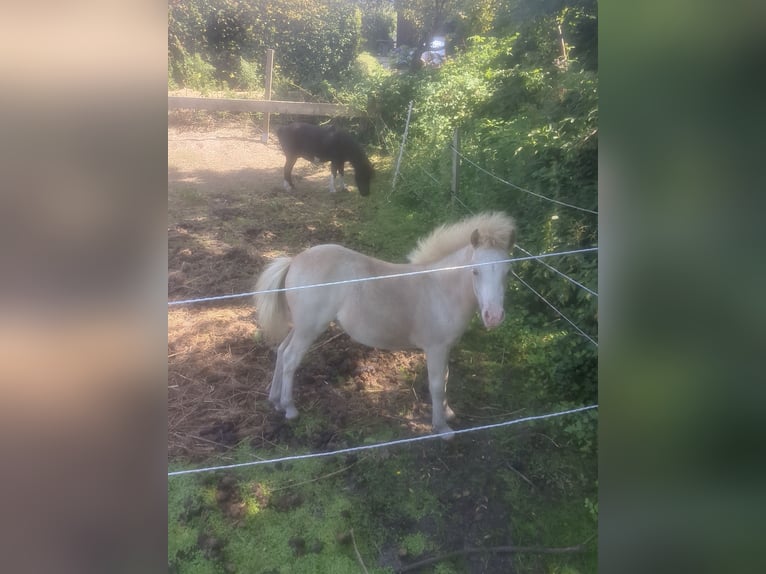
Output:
top-left (408, 212), bottom-right (516, 264)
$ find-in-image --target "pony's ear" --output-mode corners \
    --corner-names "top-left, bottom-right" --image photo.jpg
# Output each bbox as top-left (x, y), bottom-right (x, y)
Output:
top-left (470, 229), bottom-right (480, 247)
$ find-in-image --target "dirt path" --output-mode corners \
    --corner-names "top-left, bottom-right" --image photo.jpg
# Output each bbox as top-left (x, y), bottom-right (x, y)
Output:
top-left (168, 113), bottom-right (426, 460)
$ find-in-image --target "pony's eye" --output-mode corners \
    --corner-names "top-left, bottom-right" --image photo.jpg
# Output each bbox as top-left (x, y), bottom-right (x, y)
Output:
top-left (472, 269), bottom-right (479, 276)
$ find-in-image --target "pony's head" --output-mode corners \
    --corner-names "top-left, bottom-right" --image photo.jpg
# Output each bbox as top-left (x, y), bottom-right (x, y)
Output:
top-left (469, 227), bottom-right (514, 329)
top-left (354, 156), bottom-right (374, 197)
top-left (408, 212), bottom-right (516, 329)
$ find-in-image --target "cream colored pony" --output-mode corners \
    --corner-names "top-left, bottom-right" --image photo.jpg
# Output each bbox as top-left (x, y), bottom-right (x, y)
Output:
top-left (254, 212), bottom-right (516, 437)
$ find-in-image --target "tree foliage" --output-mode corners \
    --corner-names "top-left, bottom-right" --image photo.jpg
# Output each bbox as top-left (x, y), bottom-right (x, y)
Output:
top-left (358, 0), bottom-right (396, 54)
top-left (169, 0), bottom-right (362, 93)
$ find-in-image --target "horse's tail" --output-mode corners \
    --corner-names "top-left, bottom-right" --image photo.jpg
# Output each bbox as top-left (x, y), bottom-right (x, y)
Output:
top-left (254, 257), bottom-right (293, 344)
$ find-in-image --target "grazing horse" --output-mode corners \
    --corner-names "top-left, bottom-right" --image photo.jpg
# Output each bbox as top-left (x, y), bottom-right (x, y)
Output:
top-left (254, 212), bottom-right (516, 437)
top-left (276, 122), bottom-right (374, 196)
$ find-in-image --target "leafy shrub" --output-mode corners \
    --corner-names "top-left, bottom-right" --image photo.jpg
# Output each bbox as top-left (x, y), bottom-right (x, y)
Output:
top-left (401, 532), bottom-right (428, 556)
top-left (169, 0), bottom-right (362, 93)
top-left (168, 59), bottom-right (178, 90)
top-left (236, 57), bottom-right (261, 91)
top-left (412, 36), bottom-right (515, 146)
top-left (179, 53), bottom-right (219, 94)
top-left (361, 5), bottom-right (395, 54)
top-left (329, 52), bottom-right (389, 103)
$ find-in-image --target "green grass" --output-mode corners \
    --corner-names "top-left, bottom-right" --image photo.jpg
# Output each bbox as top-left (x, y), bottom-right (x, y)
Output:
top-left (168, 448), bottom-right (447, 574)
top-left (175, 186), bottom-right (209, 208)
top-left (346, 163), bottom-right (446, 261)
top-left (401, 532), bottom-right (430, 557)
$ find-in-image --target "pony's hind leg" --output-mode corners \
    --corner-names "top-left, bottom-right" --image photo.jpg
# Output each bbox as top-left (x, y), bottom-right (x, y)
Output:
top-left (329, 165), bottom-right (338, 193)
top-left (334, 161), bottom-right (347, 191)
top-left (330, 161), bottom-right (347, 193)
top-left (277, 324), bottom-right (326, 419)
top-left (268, 331), bottom-right (292, 410)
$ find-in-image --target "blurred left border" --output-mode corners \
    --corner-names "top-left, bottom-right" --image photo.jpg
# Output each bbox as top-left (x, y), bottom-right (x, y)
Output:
top-left (0, 3), bottom-right (168, 573)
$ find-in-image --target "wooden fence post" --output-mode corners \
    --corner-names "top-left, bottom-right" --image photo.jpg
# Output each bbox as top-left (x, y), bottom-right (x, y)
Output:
top-left (261, 49), bottom-right (275, 143)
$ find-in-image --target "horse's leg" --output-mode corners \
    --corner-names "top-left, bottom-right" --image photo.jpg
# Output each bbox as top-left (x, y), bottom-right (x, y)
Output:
top-left (425, 345), bottom-right (455, 439)
top-left (283, 155), bottom-right (297, 190)
top-left (444, 365), bottom-right (456, 422)
top-left (268, 330), bottom-right (293, 410)
top-left (329, 163), bottom-right (339, 193)
top-left (335, 161), bottom-right (347, 191)
top-left (278, 323), bottom-right (327, 419)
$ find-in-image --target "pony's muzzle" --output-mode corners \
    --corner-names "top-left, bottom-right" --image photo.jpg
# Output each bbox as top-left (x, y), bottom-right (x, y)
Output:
top-left (482, 308), bottom-right (505, 329)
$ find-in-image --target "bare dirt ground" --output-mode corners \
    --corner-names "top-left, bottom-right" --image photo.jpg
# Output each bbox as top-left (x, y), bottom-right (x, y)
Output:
top-left (168, 112), bottom-right (428, 461)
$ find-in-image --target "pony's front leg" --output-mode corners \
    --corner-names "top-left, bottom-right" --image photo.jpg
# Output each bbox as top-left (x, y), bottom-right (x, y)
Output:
top-left (283, 156), bottom-right (297, 190)
top-left (426, 346), bottom-right (455, 439)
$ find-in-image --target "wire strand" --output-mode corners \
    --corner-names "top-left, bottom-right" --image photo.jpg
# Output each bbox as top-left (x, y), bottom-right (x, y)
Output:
top-left (168, 404), bottom-right (597, 477)
top-left (451, 145), bottom-right (598, 215)
top-left (168, 247), bottom-right (598, 307)
top-left (512, 271), bottom-right (598, 347)
top-left (515, 245), bottom-right (598, 297)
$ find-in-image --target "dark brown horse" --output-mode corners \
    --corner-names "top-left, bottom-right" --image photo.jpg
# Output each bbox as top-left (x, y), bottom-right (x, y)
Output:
top-left (276, 122), bottom-right (373, 196)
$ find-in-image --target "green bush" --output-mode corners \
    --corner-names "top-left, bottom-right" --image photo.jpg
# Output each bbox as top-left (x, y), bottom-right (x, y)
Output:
top-left (168, 58), bottom-right (178, 90)
top-left (361, 6), bottom-right (395, 54)
top-left (236, 56), bottom-right (261, 91)
top-left (327, 52), bottom-right (391, 132)
top-left (179, 52), bottom-right (219, 94)
top-left (412, 36), bottom-right (515, 147)
top-left (169, 0), bottom-right (362, 93)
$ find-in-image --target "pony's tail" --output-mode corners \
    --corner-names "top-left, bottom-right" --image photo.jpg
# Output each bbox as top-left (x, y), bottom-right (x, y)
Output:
top-left (254, 257), bottom-right (293, 344)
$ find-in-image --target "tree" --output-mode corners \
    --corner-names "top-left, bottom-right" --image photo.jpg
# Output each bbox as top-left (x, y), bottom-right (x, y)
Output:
top-left (168, 0), bottom-right (363, 93)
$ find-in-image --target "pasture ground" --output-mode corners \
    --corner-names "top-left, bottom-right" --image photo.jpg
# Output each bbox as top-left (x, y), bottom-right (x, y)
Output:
top-left (168, 111), bottom-right (597, 573)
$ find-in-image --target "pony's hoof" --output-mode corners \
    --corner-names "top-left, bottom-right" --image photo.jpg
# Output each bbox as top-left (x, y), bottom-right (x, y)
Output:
top-left (434, 426), bottom-right (455, 441)
top-left (283, 180), bottom-right (293, 191)
top-left (445, 405), bottom-right (456, 421)
top-left (284, 405), bottom-right (299, 420)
